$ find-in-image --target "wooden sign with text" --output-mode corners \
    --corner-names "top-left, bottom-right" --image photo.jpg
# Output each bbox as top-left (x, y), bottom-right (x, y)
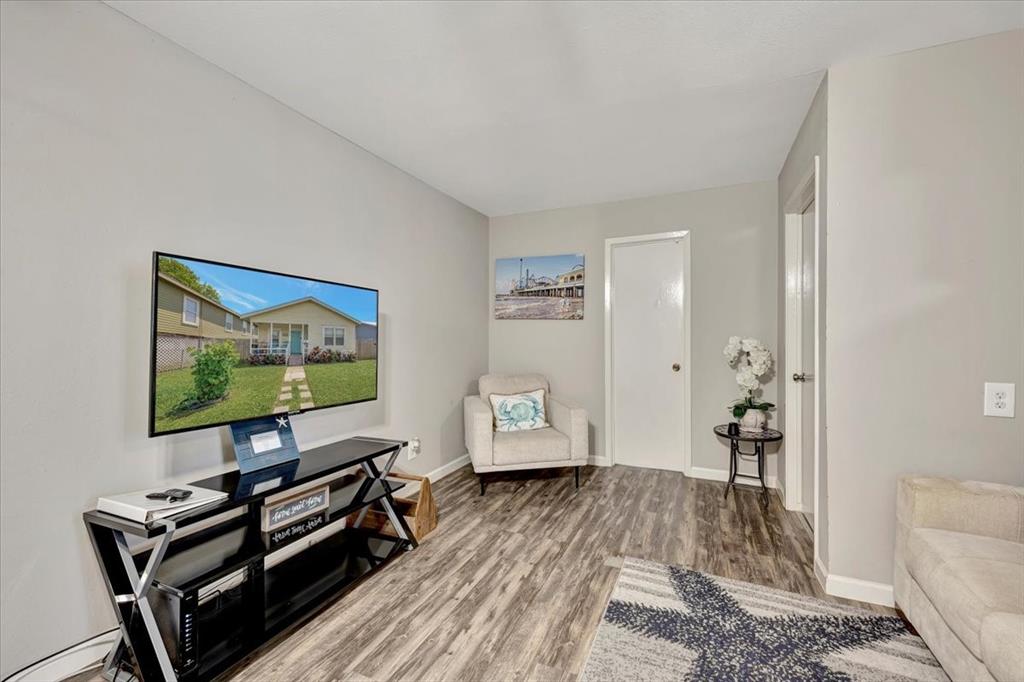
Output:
top-left (261, 485), bottom-right (330, 532)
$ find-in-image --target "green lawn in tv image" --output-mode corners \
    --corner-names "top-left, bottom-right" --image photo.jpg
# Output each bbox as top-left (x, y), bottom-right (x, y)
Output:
top-left (152, 254), bottom-right (378, 434)
top-left (153, 360), bottom-right (378, 433)
top-left (303, 361), bottom-right (377, 407)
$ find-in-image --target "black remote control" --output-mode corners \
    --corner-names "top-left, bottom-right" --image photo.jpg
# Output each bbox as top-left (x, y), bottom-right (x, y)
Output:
top-left (146, 488), bottom-right (193, 502)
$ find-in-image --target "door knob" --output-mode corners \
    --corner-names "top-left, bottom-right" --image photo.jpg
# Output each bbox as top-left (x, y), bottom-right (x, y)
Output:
top-left (793, 372), bottom-right (812, 382)
top-left (672, 363), bottom-right (681, 372)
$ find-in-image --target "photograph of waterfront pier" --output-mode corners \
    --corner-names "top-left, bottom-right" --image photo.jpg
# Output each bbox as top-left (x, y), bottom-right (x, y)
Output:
top-left (494, 254), bottom-right (585, 320)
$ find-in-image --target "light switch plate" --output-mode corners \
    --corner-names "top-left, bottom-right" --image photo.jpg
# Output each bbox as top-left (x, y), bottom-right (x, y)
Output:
top-left (983, 382), bottom-right (1015, 418)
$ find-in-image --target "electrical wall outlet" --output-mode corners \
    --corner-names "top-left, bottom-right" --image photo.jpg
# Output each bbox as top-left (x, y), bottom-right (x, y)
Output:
top-left (983, 382), bottom-right (1015, 418)
top-left (408, 437), bottom-right (421, 460)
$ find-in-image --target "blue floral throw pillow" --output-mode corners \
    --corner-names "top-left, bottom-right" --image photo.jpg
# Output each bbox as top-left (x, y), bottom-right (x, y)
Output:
top-left (488, 389), bottom-right (549, 432)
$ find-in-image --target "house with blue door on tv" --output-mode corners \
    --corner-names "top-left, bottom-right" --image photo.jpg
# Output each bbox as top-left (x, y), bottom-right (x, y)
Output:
top-left (154, 273), bottom-right (366, 370)
top-left (241, 297), bottom-right (360, 364)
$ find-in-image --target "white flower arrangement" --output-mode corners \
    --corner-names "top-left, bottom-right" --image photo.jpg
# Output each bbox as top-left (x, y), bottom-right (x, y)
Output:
top-left (723, 336), bottom-right (775, 419)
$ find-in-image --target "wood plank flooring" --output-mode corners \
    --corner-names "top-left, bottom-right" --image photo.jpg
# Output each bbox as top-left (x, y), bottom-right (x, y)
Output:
top-left (221, 465), bottom-right (889, 681)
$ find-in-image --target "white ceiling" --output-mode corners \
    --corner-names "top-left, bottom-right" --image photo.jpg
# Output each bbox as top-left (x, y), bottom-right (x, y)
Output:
top-left (106, 1), bottom-right (1023, 216)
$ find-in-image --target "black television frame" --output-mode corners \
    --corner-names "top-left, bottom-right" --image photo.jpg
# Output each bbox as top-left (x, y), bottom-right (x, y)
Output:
top-left (148, 251), bottom-right (379, 437)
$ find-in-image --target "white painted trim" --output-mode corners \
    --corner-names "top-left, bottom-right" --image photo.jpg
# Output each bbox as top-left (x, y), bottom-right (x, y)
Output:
top-left (182, 294), bottom-right (200, 326)
top-left (604, 230), bottom-right (692, 475)
top-left (784, 164), bottom-right (817, 213)
top-left (814, 555), bottom-right (828, 590)
top-left (5, 629), bottom-right (117, 682)
top-left (782, 156), bottom-right (825, 580)
top-left (825, 573), bottom-right (894, 608)
top-left (783, 209), bottom-right (804, 511)
top-left (811, 155), bottom-right (824, 585)
top-left (688, 466), bottom-right (779, 490)
top-left (426, 453), bottom-right (470, 481)
top-left (588, 455), bottom-right (611, 467)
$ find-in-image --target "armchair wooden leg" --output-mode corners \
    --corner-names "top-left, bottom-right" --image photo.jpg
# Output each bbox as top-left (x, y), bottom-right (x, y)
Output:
top-left (575, 466), bottom-right (580, 489)
top-left (479, 474), bottom-right (486, 496)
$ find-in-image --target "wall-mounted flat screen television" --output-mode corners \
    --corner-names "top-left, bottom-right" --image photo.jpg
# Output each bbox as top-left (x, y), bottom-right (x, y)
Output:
top-left (149, 252), bottom-right (378, 436)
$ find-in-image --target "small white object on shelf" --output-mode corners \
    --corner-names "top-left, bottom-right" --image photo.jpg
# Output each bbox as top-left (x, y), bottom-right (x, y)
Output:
top-left (97, 485), bottom-right (227, 523)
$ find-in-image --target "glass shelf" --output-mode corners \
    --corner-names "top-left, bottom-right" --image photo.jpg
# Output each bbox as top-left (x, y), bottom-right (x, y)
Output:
top-left (264, 528), bottom-right (406, 633)
top-left (136, 475), bottom-right (405, 593)
top-left (85, 437), bottom-right (407, 539)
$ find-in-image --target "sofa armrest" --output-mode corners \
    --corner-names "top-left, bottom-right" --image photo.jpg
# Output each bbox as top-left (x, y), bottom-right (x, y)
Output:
top-left (464, 395), bottom-right (494, 468)
top-left (897, 476), bottom-right (1024, 544)
top-left (548, 395), bottom-right (588, 462)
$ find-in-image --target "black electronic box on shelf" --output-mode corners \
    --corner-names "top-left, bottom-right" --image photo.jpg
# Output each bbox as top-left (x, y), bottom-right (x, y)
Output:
top-left (83, 437), bottom-right (415, 682)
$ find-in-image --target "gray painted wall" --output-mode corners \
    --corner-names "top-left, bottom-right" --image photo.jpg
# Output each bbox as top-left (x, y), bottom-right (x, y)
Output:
top-left (777, 75), bottom-right (829, 567)
top-left (825, 30), bottom-right (1024, 587)
top-left (0, 1), bottom-right (487, 675)
top-left (489, 181), bottom-right (779, 477)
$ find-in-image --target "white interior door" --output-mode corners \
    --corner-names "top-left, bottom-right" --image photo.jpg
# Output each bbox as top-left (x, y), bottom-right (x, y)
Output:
top-left (610, 238), bottom-right (687, 471)
top-left (799, 201), bottom-right (817, 529)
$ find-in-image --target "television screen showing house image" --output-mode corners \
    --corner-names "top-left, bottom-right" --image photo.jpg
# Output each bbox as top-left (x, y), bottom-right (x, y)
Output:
top-left (150, 252), bottom-right (378, 436)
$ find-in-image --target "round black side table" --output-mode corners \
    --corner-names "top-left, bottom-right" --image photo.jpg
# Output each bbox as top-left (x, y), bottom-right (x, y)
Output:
top-left (713, 425), bottom-right (783, 506)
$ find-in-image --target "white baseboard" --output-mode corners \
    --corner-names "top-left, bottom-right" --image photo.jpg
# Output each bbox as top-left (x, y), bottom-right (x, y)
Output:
top-left (814, 555), bottom-right (828, 590)
top-left (825, 573), bottom-right (895, 607)
top-left (301, 431), bottom-right (471, 483)
top-left (437, 454), bottom-right (608, 476)
top-left (430, 453), bottom-right (618, 490)
top-left (6, 629), bottom-right (117, 682)
top-left (688, 466), bottom-right (778, 489)
top-left (427, 453), bottom-right (471, 481)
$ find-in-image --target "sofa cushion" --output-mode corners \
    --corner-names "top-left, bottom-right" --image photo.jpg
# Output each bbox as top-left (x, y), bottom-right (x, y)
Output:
top-left (492, 427), bottom-right (569, 465)
top-left (901, 566), bottom-right (996, 682)
top-left (905, 528), bottom-right (1024, 658)
top-left (897, 478), bottom-right (1024, 545)
top-left (980, 612), bottom-right (1024, 682)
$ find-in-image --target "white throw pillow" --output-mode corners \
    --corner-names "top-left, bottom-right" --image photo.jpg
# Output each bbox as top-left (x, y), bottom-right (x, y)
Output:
top-left (489, 389), bottom-right (549, 432)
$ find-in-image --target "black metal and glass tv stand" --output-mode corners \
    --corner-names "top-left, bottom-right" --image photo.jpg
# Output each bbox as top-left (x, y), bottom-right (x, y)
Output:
top-left (83, 437), bottom-right (416, 681)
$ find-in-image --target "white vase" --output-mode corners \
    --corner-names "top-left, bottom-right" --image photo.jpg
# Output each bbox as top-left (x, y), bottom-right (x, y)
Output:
top-left (739, 409), bottom-right (766, 432)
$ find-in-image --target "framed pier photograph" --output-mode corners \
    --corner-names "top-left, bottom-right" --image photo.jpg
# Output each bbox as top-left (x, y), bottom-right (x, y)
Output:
top-left (494, 254), bottom-right (585, 320)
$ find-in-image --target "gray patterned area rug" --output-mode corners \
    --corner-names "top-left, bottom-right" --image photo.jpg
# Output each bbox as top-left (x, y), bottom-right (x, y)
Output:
top-left (582, 557), bottom-right (948, 681)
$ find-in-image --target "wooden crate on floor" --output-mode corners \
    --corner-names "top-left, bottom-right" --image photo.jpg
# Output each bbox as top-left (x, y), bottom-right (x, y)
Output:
top-left (352, 471), bottom-right (437, 541)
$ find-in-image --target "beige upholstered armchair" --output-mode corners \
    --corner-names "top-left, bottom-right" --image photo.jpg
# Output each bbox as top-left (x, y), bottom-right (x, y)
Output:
top-left (464, 373), bottom-right (588, 494)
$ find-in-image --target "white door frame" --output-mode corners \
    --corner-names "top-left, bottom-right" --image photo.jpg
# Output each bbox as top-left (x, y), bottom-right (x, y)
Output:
top-left (783, 156), bottom-right (822, 564)
top-left (604, 231), bottom-right (693, 473)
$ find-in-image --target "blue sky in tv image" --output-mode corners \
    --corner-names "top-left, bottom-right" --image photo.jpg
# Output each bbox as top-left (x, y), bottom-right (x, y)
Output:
top-left (180, 257), bottom-right (378, 323)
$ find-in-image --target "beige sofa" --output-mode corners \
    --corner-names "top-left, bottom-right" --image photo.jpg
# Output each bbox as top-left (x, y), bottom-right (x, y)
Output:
top-left (895, 477), bottom-right (1024, 682)
top-left (464, 373), bottom-right (588, 494)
